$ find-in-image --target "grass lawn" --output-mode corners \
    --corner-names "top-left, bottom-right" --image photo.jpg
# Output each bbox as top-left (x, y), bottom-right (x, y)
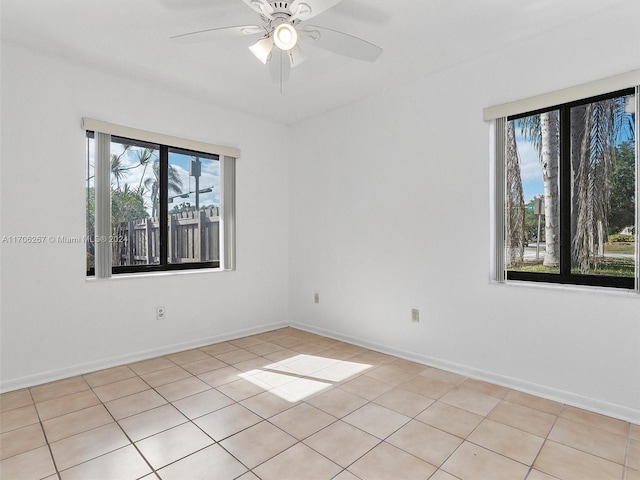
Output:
top-left (511, 256), bottom-right (635, 277)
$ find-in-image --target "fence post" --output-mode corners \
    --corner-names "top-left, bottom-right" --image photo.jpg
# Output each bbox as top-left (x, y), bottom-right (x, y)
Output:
top-left (146, 218), bottom-right (153, 264)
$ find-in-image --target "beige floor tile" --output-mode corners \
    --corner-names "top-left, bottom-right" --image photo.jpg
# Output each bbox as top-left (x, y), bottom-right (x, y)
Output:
top-left (228, 336), bottom-right (265, 349)
top-left (386, 358), bottom-right (429, 375)
top-left (373, 388), bottom-right (434, 417)
top-left (534, 441), bottom-right (623, 480)
top-left (559, 405), bottom-right (628, 436)
top-left (349, 350), bottom-right (395, 365)
top-left (217, 378), bottom-right (266, 402)
top-left (172, 388), bottom-right (234, 419)
top-left (0, 423), bottom-right (46, 460)
top-left (468, 419), bottom-right (544, 465)
top-left (289, 342), bottom-right (331, 355)
top-left (271, 377), bottom-right (333, 402)
top-left (548, 417), bottom-right (627, 464)
top-left (339, 374), bottom-right (393, 401)
top-left (440, 386), bottom-right (501, 416)
top-left (50, 422), bottom-right (130, 470)
top-left (364, 365), bottom-right (416, 386)
top-left (181, 356), bottom-right (227, 375)
top-left (441, 441), bottom-right (529, 480)
top-left (415, 401), bottom-right (484, 438)
top-left (0, 389), bottom-right (33, 412)
top-left (348, 441), bottom-right (437, 480)
top-left (166, 348), bottom-right (211, 365)
top-left (398, 374), bottom-right (455, 399)
top-left (118, 404), bottom-right (188, 442)
top-left (626, 468), bottom-right (640, 480)
top-left (312, 359), bottom-right (372, 383)
top-left (387, 420), bottom-right (462, 467)
top-left (316, 347), bottom-right (358, 361)
top-left (36, 389), bottom-right (101, 421)
top-left (240, 390), bottom-right (297, 418)
top-left (263, 348), bottom-right (302, 362)
top-left (461, 378), bottom-right (511, 399)
top-left (304, 420), bottom-right (380, 467)
top-left (197, 365), bottom-right (243, 387)
top-left (306, 387), bottom-right (368, 418)
top-left (343, 403), bottom-right (410, 440)
top-left (631, 423), bottom-right (640, 440)
top-left (155, 376), bottom-right (211, 402)
top-left (83, 365), bottom-right (136, 388)
top-left (254, 442), bottom-right (342, 480)
top-left (220, 420), bottom-right (296, 468)
top-left (128, 356), bottom-right (176, 375)
top-left (526, 470), bottom-right (560, 480)
top-left (270, 403), bottom-right (336, 439)
top-left (194, 403), bottom-right (262, 441)
top-left (199, 342), bottom-right (240, 356)
top-left (59, 445), bottom-right (151, 480)
top-left (42, 404), bottom-right (113, 442)
top-left (628, 438), bottom-right (640, 471)
top-left (233, 356), bottom-right (275, 373)
top-left (505, 391), bottom-right (562, 416)
top-left (141, 365), bottom-right (191, 388)
top-left (488, 400), bottom-right (557, 437)
top-left (92, 376), bottom-right (150, 402)
top-left (332, 471), bottom-right (360, 480)
top-left (30, 377), bottom-right (90, 404)
top-left (157, 444), bottom-right (248, 480)
top-left (215, 349), bottom-right (259, 365)
top-left (105, 389), bottom-right (166, 420)
top-left (0, 404), bottom-right (39, 433)
top-left (244, 341), bottom-right (285, 356)
top-left (419, 367), bottom-right (466, 385)
top-left (430, 471), bottom-right (462, 480)
top-left (135, 422), bottom-right (213, 469)
top-left (0, 445), bottom-right (55, 480)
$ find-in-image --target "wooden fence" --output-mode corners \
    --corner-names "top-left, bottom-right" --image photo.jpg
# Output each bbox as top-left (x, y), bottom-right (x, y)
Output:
top-left (112, 207), bottom-right (220, 265)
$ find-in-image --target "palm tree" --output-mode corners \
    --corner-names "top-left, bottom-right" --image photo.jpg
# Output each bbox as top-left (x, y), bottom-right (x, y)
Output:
top-left (572, 97), bottom-right (627, 273)
top-left (506, 121), bottom-right (525, 265)
top-left (144, 160), bottom-right (183, 217)
top-left (518, 112), bottom-right (560, 267)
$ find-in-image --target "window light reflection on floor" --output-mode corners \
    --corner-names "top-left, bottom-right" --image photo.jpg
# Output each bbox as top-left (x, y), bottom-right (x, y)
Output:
top-left (238, 354), bottom-right (372, 402)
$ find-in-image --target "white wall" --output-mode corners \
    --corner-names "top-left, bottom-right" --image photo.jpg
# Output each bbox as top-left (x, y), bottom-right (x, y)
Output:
top-left (0, 43), bottom-right (290, 390)
top-left (289, 8), bottom-right (640, 422)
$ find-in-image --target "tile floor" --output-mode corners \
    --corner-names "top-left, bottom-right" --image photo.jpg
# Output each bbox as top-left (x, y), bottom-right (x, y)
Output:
top-left (1, 327), bottom-right (639, 480)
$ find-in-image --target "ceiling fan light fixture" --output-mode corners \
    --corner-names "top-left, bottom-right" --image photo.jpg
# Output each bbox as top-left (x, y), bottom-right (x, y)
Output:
top-left (249, 36), bottom-right (274, 64)
top-left (273, 23), bottom-right (297, 51)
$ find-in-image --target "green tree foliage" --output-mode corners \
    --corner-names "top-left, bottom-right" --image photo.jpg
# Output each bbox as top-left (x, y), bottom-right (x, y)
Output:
top-left (609, 141), bottom-right (635, 235)
top-left (111, 184), bottom-right (148, 226)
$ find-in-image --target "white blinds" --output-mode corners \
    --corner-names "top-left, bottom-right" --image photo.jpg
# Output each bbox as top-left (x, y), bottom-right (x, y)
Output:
top-left (94, 132), bottom-right (112, 278)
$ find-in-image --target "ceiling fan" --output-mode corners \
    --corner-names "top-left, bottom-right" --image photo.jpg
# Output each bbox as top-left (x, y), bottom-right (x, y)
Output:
top-left (171, 0), bottom-right (383, 84)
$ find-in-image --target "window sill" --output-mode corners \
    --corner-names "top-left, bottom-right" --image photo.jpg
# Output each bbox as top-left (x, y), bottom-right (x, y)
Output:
top-left (86, 267), bottom-right (230, 282)
top-left (490, 279), bottom-right (639, 298)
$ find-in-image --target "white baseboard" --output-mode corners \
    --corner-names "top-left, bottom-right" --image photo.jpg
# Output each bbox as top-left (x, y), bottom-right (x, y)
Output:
top-left (0, 321), bottom-right (287, 393)
top-left (292, 321), bottom-right (640, 425)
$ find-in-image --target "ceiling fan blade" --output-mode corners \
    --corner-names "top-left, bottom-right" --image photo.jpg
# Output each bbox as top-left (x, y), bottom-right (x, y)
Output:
top-left (171, 25), bottom-right (264, 43)
top-left (288, 45), bottom-right (307, 68)
top-left (301, 25), bottom-right (382, 62)
top-left (269, 48), bottom-right (291, 84)
top-left (290, 0), bottom-right (342, 21)
top-left (241, 0), bottom-right (274, 18)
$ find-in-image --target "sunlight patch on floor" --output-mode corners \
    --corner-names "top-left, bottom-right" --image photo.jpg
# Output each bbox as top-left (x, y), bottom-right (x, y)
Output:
top-left (238, 354), bottom-right (372, 402)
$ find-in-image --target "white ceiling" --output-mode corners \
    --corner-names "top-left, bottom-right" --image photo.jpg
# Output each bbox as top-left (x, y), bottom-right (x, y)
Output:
top-left (1, 0), bottom-right (631, 124)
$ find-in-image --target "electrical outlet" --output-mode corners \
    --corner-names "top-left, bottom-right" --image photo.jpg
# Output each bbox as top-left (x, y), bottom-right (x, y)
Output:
top-left (411, 308), bottom-right (419, 323)
top-left (156, 307), bottom-right (166, 321)
top-left (314, 293), bottom-right (320, 304)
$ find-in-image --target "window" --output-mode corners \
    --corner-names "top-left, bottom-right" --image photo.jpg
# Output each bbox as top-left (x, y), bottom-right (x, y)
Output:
top-left (85, 119), bottom-right (238, 277)
top-left (489, 81), bottom-right (639, 289)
